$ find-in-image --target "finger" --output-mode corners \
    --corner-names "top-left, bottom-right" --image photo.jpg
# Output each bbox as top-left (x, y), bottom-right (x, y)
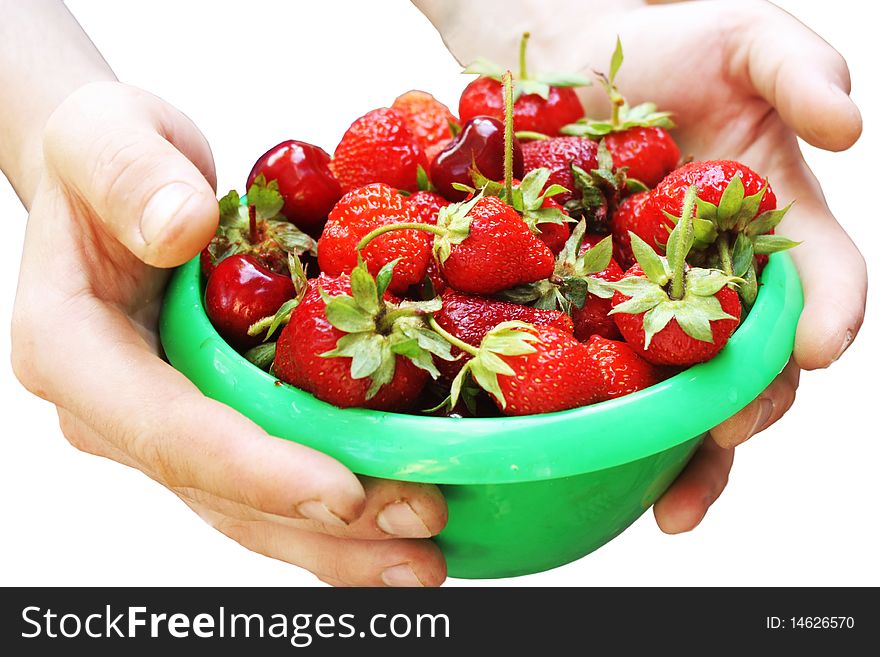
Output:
top-left (734, 1), bottom-right (862, 151)
top-left (43, 81), bottom-right (218, 267)
top-left (653, 438), bottom-right (735, 535)
top-left (175, 476), bottom-right (447, 540)
top-left (193, 503), bottom-right (446, 587)
top-left (770, 156), bottom-right (867, 369)
top-left (28, 292), bottom-right (368, 528)
top-left (710, 360), bottom-right (800, 449)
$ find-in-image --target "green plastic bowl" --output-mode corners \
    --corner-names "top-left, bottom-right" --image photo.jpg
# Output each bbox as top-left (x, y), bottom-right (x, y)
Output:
top-left (160, 253), bottom-right (802, 579)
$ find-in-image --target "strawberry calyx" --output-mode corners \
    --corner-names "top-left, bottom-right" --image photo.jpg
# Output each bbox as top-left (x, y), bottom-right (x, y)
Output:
top-left (566, 139), bottom-right (646, 226)
top-left (560, 37), bottom-right (674, 137)
top-left (319, 259), bottom-right (455, 399)
top-left (463, 32), bottom-right (591, 102)
top-left (429, 319), bottom-right (540, 410)
top-left (605, 186), bottom-right (741, 347)
top-left (664, 173), bottom-right (797, 308)
top-left (206, 175), bottom-right (318, 275)
top-left (497, 220), bottom-right (613, 313)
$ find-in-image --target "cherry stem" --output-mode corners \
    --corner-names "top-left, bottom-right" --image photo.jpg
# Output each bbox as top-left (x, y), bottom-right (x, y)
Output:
top-left (502, 70), bottom-right (514, 202)
top-left (356, 222), bottom-right (446, 252)
top-left (248, 205), bottom-right (258, 244)
top-left (717, 232), bottom-right (734, 276)
top-left (428, 316), bottom-right (480, 357)
top-left (669, 185), bottom-right (698, 301)
top-left (519, 32), bottom-right (530, 79)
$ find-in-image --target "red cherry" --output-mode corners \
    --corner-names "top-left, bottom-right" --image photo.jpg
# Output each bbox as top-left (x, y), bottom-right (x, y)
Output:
top-left (247, 140), bottom-right (342, 235)
top-left (430, 116), bottom-right (524, 201)
top-left (205, 254), bottom-right (296, 351)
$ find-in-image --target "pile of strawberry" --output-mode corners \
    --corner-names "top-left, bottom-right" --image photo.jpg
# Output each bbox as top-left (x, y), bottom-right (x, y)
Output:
top-left (200, 36), bottom-right (796, 417)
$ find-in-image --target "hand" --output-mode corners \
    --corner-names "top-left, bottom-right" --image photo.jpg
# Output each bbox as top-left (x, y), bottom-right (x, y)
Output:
top-left (420, 0), bottom-right (866, 532)
top-left (10, 81), bottom-right (447, 587)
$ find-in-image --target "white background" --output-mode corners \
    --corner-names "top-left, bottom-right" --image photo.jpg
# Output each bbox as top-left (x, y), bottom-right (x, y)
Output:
top-left (1, 0), bottom-right (877, 587)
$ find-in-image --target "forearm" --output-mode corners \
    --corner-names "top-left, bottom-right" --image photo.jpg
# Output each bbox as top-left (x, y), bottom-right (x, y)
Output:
top-left (0, 0), bottom-right (116, 207)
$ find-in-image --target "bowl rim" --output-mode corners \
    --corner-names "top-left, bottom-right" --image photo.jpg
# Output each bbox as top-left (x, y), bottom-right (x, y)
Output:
top-left (160, 252), bottom-right (802, 484)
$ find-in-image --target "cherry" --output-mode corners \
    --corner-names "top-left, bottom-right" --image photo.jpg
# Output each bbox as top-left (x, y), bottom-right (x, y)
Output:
top-left (247, 140), bottom-right (342, 235)
top-left (205, 254), bottom-right (296, 351)
top-left (429, 116), bottom-right (524, 202)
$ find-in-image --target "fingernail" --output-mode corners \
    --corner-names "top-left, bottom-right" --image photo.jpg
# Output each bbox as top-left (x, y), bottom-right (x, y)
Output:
top-left (833, 329), bottom-right (854, 363)
top-left (381, 564), bottom-right (424, 587)
top-left (297, 500), bottom-right (348, 527)
top-left (377, 501), bottom-right (432, 538)
top-left (140, 182), bottom-right (198, 245)
top-left (747, 398), bottom-right (775, 440)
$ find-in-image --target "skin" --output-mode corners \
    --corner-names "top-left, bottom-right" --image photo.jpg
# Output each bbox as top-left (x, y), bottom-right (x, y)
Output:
top-left (416, 0), bottom-right (866, 534)
top-left (2, 0), bottom-right (865, 585)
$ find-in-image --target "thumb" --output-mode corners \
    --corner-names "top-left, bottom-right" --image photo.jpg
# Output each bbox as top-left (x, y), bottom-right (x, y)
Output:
top-left (738, 1), bottom-right (862, 152)
top-left (43, 81), bottom-right (218, 267)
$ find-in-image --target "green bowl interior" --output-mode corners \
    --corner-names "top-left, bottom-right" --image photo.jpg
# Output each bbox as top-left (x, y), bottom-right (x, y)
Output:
top-left (160, 253), bottom-right (802, 485)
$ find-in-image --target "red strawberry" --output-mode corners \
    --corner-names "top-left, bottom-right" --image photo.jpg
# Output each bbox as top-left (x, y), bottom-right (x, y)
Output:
top-left (274, 263), bottom-right (454, 410)
top-left (459, 33), bottom-right (587, 135)
top-left (611, 263), bottom-right (741, 365)
top-left (584, 335), bottom-right (663, 401)
top-left (439, 321), bottom-right (599, 416)
top-left (246, 140), bottom-right (342, 234)
top-left (521, 136), bottom-right (598, 205)
top-left (633, 159), bottom-right (793, 307)
top-left (331, 108), bottom-right (427, 193)
top-left (205, 254), bottom-right (296, 351)
top-left (318, 183), bottom-right (431, 294)
top-left (201, 177), bottom-right (317, 278)
top-left (392, 91), bottom-right (459, 164)
top-left (408, 191), bottom-right (450, 294)
top-left (407, 190), bottom-right (448, 225)
top-left (608, 186), bottom-right (742, 366)
top-left (459, 77), bottom-right (584, 136)
top-left (436, 195), bottom-right (556, 295)
top-left (572, 247), bottom-right (623, 341)
top-left (602, 127), bottom-right (680, 188)
top-left (537, 197), bottom-right (571, 254)
top-left (561, 38), bottom-right (679, 187)
top-left (609, 190), bottom-right (652, 268)
top-left (433, 288), bottom-right (573, 379)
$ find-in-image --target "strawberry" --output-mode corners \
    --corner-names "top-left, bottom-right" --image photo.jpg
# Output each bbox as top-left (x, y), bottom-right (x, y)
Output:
top-left (584, 335), bottom-right (664, 401)
top-left (536, 197), bottom-right (571, 254)
top-left (459, 33), bottom-right (588, 135)
top-left (205, 254), bottom-right (297, 351)
top-left (246, 140), bottom-right (342, 235)
top-left (571, 245), bottom-right (623, 341)
top-left (602, 127), bottom-right (680, 190)
top-left (606, 186), bottom-right (742, 366)
top-left (408, 191), bottom-right (450, 294)
top-left (433, 288), bottom-right (574, 379)
top-left (562, 38), bottom-right (679, 188)
top-left (631, 160), bottom-right (795, 307)
top-left (521, 136), bottom-right (598, 205)
top-left (407, 190), bottom-right (448, 225)
top-left (318, 183), bottom-right (431, 294)
top-left (392, 91), bottom-right (460, 164)
top-left (201, 176), bottom-right (317, 278)
top-left (434, 321), bottom-right (599, 416)
top-left (331, 108), bottom-right (427, 193)
top-left (273, 261), bottom-right (454, 410)
top-left (434, 194), bottom-right (556, 295)
top-left (609, 190), bottom-right (652, 268)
